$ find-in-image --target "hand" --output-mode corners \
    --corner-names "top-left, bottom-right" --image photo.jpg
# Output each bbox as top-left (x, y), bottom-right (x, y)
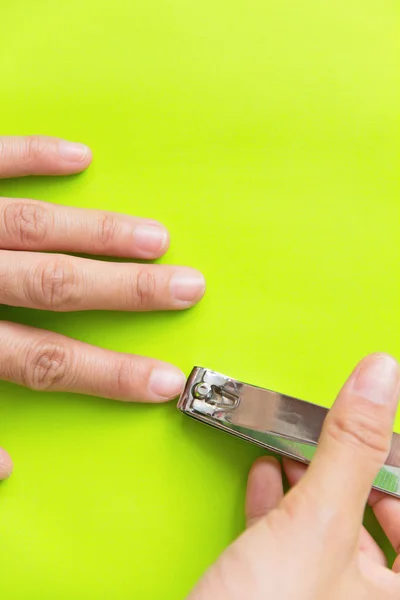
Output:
top-left (189, 354), bottom-right (400, 599)
top-left (0, 135), bottom-right (205, 479)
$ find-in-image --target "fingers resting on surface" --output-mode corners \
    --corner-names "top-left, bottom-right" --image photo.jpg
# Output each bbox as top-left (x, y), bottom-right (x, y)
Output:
top-left (0, 134), bottom-right (204, 482)
top-left (0, 321), bottom-right (186, 402)
top-left (0, 136), bottom-right (172, 259)
top-left (0, 135), bottom-right (92, 178)
top-left (0, 198), bottom-right (172, 260)
top-left (0, 250), bottom-right (205, 312)
top-left (0, 138), bottom-right (205, 310)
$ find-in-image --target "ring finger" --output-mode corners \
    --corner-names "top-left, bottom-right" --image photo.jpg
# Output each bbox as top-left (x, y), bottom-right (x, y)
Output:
top-left (0, 321), bottom-right (187, 402)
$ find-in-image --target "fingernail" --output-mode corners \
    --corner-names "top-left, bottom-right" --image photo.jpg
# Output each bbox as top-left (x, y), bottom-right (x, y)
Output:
top-left (170, 270), bottom-right (206, 303)
top-left (58, 141), bottom-right (89, 162)
top-left (350, 354), bottom-right (400, 405)
top-left (134, 225), bottom-right (168, 255)
top-left (148, 367), bottom-right (186, 399)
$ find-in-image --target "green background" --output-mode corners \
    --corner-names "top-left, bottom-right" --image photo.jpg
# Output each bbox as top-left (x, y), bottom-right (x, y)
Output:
top-left (0, 1), bottom-right (399, 597)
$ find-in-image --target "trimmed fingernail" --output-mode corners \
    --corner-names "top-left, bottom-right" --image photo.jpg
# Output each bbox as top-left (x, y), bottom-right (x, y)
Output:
top-left (170, 271), bottom-right (206, 303)
top-left (58, 141), bottom-right (89, 162)
top-left (350, 354), bottom-right (400, 405)
top-left (148, 367), bottom-right (186, 399)
top-left (134, 225), bottom-right (168, 256)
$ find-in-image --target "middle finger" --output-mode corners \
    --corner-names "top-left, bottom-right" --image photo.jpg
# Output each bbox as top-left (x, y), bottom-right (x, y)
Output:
top-left (0, 250), bottom-right (205, 312)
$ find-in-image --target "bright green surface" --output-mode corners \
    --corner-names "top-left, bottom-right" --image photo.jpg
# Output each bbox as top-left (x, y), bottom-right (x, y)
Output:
top-left (0, 1), bottom-right (399, 598)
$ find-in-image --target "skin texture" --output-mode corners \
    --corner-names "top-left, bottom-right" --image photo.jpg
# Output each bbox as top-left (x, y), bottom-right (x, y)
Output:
top-left (0, 135), bottom-right (206, 479)
top-left (189, 354), bottom-right (400, 599)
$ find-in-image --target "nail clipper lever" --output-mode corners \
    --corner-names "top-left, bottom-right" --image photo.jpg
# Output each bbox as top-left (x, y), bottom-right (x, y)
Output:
top-left (177, 367), bottom-right (400, 499)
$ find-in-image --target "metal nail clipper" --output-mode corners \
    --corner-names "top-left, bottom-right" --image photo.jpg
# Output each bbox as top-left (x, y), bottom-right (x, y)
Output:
top-left (177, 367), bottom-right (400, 498)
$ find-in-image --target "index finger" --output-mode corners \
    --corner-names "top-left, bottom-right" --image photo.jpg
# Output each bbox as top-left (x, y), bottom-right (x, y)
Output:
top-left (292, 354), bottom-right (400, 528)
top-left (0, 135), bottom-right (92, 178)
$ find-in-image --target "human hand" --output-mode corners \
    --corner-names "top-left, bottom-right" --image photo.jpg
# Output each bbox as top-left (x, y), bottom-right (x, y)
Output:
top-left (0, 135), bottom-right (205, 479)
top-left (189, 354), bottom-right (400, 599)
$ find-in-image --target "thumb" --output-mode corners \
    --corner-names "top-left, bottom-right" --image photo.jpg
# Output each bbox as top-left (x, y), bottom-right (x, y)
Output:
top-left (294, 353), bottom-right (400, 527)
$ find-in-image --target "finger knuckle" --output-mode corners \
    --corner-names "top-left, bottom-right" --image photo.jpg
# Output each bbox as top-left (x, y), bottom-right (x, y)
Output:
top-left (326, 411), bottom-right (390, 457)
top-left (0, 136), bottom-right (46, 165)
top-left (21, 136), bottom-right (46, 164)
top-left (2, 201), bottom-right (48, 246)
top-left (27, 257), bottom-right (80, 311)
top-left (24, 338), bottom-right (70, 391)
top-left (115, 358), bottom-right (140, 399)
top-left (0, 321), bottom-right (15, 380)
top-left (134, 270), bottom-right (157, 307)
top-left (97, 214), bottom-right (118, 248)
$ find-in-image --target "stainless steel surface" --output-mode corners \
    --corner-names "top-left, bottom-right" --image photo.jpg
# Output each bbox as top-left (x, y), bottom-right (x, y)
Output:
top-left (177, 366), bottom-right (400, 498)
